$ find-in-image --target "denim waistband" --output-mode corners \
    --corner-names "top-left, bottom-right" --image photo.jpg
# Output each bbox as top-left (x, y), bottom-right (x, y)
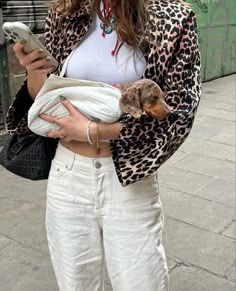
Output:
top-left (55, 143), bottom-right (115, 173)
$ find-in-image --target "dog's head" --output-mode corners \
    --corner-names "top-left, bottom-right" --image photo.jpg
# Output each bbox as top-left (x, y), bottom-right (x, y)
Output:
top-left (118, 79), bottom-right (172, 119)
top-left (140, 85), bottom-right (171, 120)
top-left (119, 86), bottom-right (143, 118)
top-left (143, 101), bottom-right (172, 120)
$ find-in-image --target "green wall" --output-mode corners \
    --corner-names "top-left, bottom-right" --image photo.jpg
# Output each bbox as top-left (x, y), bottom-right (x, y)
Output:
top-left (188, 0), bottom-right (236, 81)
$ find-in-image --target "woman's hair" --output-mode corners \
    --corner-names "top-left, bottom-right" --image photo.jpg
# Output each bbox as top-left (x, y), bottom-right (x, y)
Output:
top-left (51, 0), bottom-right (188, 47)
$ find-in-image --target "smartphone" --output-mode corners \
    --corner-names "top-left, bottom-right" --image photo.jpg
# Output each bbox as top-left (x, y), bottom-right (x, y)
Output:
top-left (2, 21), bottom-right (58, 68)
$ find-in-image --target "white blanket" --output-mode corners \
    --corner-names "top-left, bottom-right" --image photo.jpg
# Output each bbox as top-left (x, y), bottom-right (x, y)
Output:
top-left (28, 74), bottom-right (122, 137)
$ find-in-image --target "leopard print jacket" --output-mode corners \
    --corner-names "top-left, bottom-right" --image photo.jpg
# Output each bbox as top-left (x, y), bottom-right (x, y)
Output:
top-left (6, 0), bottom-right (201, 186)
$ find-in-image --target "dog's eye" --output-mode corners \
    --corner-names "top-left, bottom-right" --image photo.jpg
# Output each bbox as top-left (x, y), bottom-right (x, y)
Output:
top-left (151, 96), bottom-right (159, 100)
top-left (148, 96), bottom-right (159, 104)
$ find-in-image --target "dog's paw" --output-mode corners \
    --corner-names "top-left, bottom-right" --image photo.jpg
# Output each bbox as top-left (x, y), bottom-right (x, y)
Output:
top-left (115, 82), bottom-right (132, 91)
top-left (130, 111), bottom-right (142, 119)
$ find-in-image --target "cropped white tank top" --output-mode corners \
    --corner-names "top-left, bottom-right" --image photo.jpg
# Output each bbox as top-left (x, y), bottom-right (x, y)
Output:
top-left (65, 14), bottom-right (147, 85)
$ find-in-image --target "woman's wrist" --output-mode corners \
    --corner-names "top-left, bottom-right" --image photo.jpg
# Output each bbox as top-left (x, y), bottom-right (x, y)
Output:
top-left (27, 72), bottom-right (47, 99)
top-left (89, 121), bottom-right (125, 142)
top-left (86, 120), bottom-right (95, 144)
top-left (89, 121), bottom-right (97, 144)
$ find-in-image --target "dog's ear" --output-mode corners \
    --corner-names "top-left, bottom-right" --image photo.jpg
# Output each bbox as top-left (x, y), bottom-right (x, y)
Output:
top-left (137, 87), bottom-right (149, 107)
top-left (119, 87), bottom-right (143, 118)
top-left (127, 87), bottom-right (142, 110)
top-left (136, 87), bottom-right (142, 99)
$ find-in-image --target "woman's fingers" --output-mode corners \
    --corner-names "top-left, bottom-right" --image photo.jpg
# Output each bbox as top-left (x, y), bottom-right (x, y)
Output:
top-left (13, 41), bottom-right (54, 71)
top-left (26, 57), bottom-right (55, 72)
top-left (59, 96), bottom-right (89, 123)
top-left (46, 129), bottom-right (64, 139)
top-left (41, 98), bottom-right (84, 121)
top-left (39, 98), bottom-right (76, 124)
top-left (12, 41), bottom-right (27, 57)
top-left (40, 114), bottom-right (59, 124)
top-left (40, 98), bottom-right (89, 142)
top-left (40, 115), bottom-right (66, 139)
top-left (35, 66), bottom-right (56, 75)
top-left (40, 114), bottom-right (61, 127)
top-left (40, 98), bottom-right (89, 126)
top-left (59, 96), bottom-right (79, 116)
top-left (20, 49), bottom-right (45, 67)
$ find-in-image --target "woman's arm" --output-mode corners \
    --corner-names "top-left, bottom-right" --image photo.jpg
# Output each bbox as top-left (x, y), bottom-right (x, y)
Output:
top-left (40, 96), bottom-right (125, 141)
top-left (13, 42), bottom-right (52, 99)
top-left (110, 10), bottom-right (201, 186)
top-left (27, 72), bottom-right (48, 99)
top-left (90, 121), bottom-right (125, 141)
top-left (6, 8), bottom-right (57, 134)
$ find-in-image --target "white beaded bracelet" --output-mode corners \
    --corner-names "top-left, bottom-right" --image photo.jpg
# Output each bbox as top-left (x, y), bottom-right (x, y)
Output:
top-left (86, 120), bottom-right (94, 145)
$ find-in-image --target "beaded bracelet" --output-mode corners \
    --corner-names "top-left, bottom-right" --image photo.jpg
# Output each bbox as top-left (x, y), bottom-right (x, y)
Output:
top-left (86, 120), bottom-right (94, 145)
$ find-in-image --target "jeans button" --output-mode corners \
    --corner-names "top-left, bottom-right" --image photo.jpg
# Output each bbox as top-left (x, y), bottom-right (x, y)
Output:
top-left (95, 161), bottom-right (102, 169)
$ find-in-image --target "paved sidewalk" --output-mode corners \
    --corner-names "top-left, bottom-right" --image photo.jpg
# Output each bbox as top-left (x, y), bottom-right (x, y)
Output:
top-left (0, 74), bottom-right (235, 291)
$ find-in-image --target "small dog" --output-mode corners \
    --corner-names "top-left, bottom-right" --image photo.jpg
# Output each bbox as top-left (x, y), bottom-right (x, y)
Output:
top-left (116, 79), bottom-right (171, 119)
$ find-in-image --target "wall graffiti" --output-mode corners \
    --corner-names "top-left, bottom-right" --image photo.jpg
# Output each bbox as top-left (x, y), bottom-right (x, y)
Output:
top-left (192, 0), bottom-right (208, 13)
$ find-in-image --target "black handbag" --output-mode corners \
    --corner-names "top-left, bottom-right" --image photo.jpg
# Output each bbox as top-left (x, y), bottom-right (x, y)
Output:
top-left (0, 133), bottom-right (58, 180)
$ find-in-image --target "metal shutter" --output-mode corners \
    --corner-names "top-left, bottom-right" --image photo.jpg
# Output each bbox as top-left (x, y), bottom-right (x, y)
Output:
top-left (0, 97), bottom-right (3, 130)
top-left (0, 1), bottom-right (49, 129)
top-left (1, 0), bottom-right (49, 33)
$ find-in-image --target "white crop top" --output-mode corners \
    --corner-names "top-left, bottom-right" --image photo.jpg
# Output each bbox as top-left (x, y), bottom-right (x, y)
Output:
top-left (65, 14), bottom-right (147, 85)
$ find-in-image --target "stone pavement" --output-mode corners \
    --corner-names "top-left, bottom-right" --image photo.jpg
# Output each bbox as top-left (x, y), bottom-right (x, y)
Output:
top-left (0, 74), bottom-right (235, 291)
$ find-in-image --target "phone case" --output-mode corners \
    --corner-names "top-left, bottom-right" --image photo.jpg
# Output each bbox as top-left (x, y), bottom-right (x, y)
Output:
top-left (2, 22), bottom-right (58, 68)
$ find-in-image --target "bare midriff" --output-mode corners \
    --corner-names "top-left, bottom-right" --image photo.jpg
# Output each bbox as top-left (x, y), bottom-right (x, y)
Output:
top-left (60, 140), bottom-right (112, 158)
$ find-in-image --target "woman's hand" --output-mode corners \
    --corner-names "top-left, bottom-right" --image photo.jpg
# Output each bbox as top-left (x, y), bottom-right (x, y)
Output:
top-left (13, 41), bottom-right (56, 98)
top-left (40, 96), bottom-right (90, 142)
top-left (13, 41), bottom-right (55, 75)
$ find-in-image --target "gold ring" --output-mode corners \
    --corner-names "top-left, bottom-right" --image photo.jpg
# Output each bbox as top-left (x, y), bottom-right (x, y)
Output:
top-left (58, 129), bottom-right (64, 139)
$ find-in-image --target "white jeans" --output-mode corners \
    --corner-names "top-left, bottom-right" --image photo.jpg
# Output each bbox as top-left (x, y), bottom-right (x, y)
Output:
top-left (46, 143), bottom-right (169, 291)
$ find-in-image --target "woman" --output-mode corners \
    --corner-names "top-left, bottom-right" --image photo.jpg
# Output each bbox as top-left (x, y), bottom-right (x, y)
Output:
top-left (7, 0), bottom-right (201, 290)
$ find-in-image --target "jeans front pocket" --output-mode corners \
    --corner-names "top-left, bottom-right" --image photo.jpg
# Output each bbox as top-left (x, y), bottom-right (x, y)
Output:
top-left (49, 158), bottom-right (69, 178)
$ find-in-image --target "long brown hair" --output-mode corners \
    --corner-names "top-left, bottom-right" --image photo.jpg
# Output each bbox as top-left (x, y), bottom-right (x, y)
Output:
top-left (51, 0), bottom-right (188, 48)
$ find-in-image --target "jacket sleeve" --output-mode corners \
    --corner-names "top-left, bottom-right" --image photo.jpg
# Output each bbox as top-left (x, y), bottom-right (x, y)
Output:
top-left (6, 8), bottom-right (58, 135)
top-left (6, 78), bottom-right (33, 134)
top-left (110, 11), bottom-right (201, 187)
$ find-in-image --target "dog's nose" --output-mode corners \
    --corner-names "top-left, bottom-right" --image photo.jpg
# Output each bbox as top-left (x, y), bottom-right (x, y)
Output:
top-left (165, 104), bottom-right (173, 117)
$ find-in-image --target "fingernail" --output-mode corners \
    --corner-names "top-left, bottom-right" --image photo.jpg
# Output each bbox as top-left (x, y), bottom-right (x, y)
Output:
top-left (46, 57), bottom-right (51, 62)
top-left (20, 39), bottom-right (26, 44)
top-left (59, 95), bottom-right (67, 101)
top-left (38, 49), bottom-right (43, 54)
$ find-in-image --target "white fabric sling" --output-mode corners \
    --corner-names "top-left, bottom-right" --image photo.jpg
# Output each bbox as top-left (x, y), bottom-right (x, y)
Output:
top-left (27, 55), bottom-right (122, 137)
